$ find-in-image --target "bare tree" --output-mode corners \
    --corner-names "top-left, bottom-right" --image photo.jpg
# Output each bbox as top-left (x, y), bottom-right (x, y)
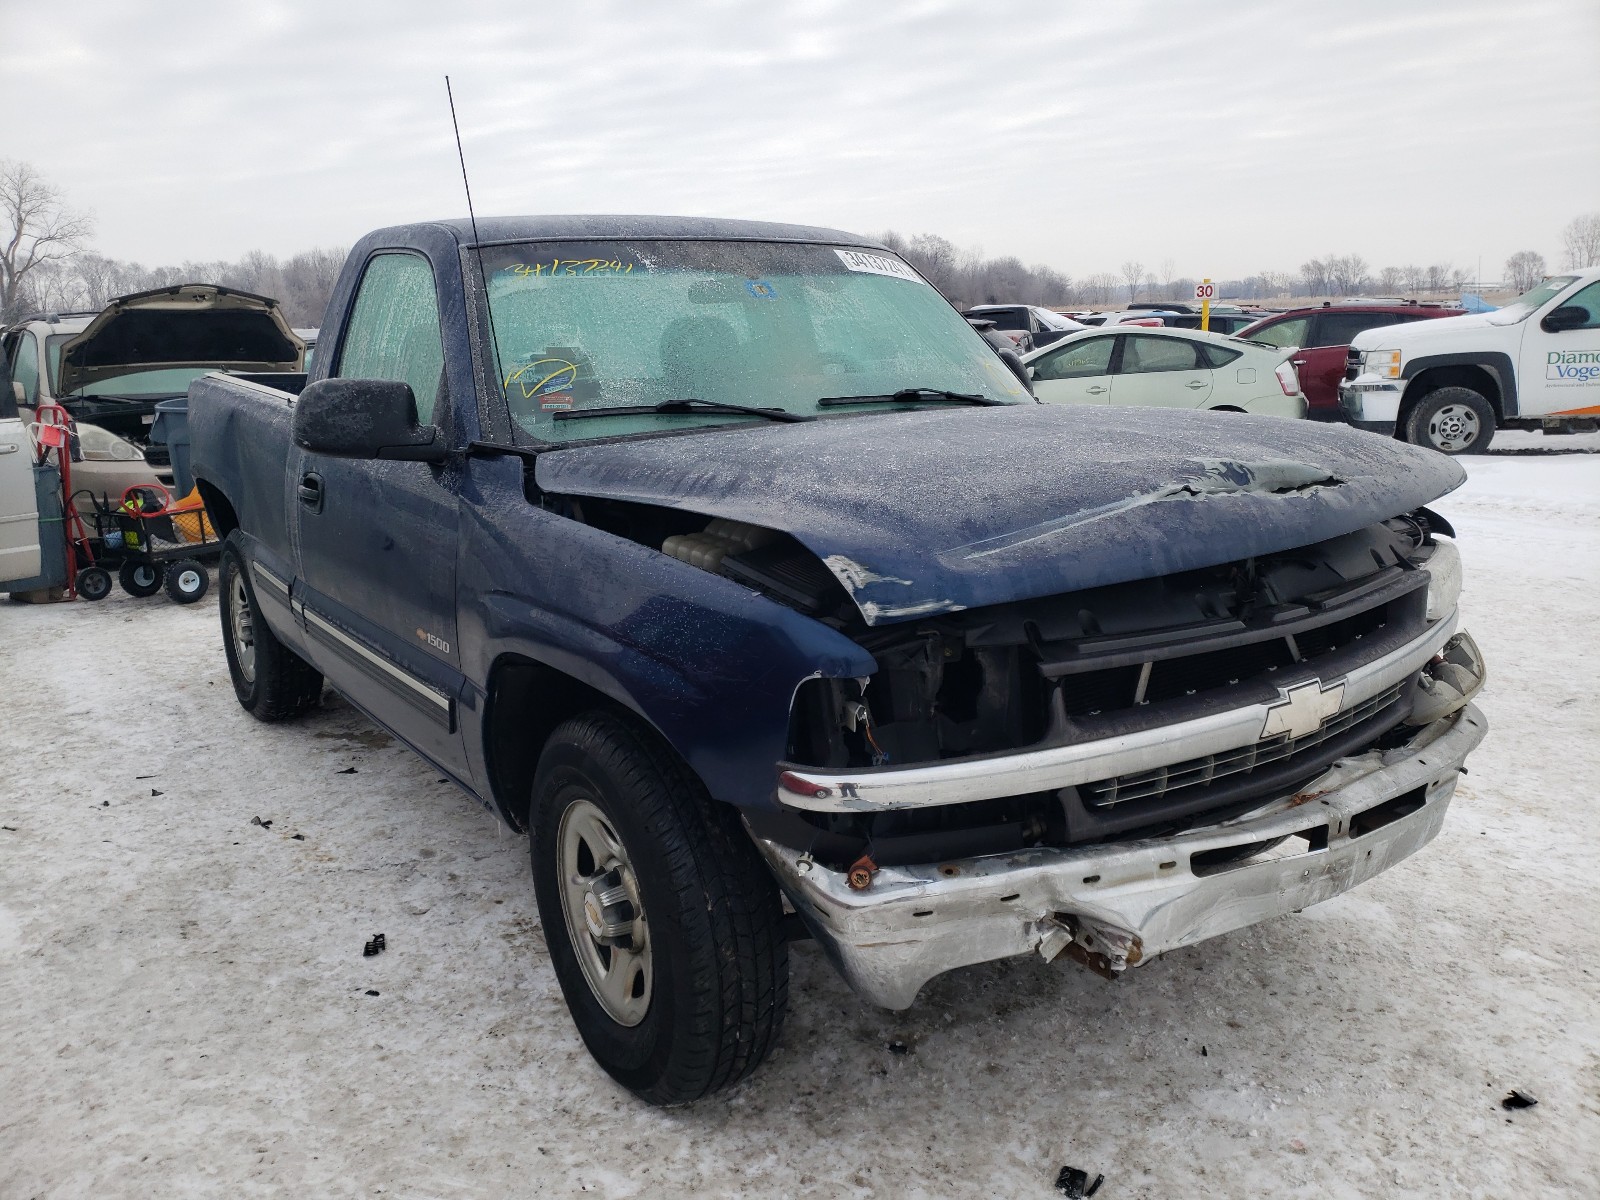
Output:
top-left (1120, 260), bottom-right (1144, 305)
top-left (1, 160), bottom-right (94, 321)
top-left (1424, 263), bottom-right (1451, 293)
top-left (1504, 250), bottom-right (1547, 293)
top-left (1562, 212), bottom-right (1600, 269)
top-left (1159, 258), bottom-right (1176, 301)
top-left (1400, 265), bottom-right (1424, 296)
top-left (1377, 266), bottom-right (1404, 294)
top-left (1300, 258), bottom-right (1330, 296)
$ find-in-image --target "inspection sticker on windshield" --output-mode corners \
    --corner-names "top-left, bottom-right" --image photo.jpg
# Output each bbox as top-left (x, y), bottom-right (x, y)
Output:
top-left (835, 249), bottom-right (921, 283)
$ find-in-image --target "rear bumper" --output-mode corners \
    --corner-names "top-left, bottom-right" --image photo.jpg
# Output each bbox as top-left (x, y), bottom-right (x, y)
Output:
top-left (754, 703), bottom-right (1487, 1009)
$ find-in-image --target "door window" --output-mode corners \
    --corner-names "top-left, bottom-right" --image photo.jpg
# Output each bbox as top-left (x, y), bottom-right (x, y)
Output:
top-left (8, 333), bottom-right (40, 405)
top-left (1248, 316), bottom-right (1310, 349)
top-left (1119, 335), bottom-right (1203, 373)
top-left (336, 253), bottom-right (446, 423)
top-left (1033, 336), bottom-right (1115, 380)
top-left (1315, 312), bottom-right (1404, 347)
top-left (1552, 281), bottom-right (1600, 329)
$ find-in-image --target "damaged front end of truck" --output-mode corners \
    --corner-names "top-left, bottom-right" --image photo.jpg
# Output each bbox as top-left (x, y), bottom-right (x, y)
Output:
top-left (532, 404), bottom-right (1488, 1007)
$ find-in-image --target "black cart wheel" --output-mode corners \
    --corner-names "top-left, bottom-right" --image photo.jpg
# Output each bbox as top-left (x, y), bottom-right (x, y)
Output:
top-left (530, 711), bottom-right (789, 1106)
top-left (164, 559), bottom-right (210, 604)
top-left (218, 534), bottom-right (322, 720)
top-left (76, 566), bottom-right (113, 601)
top-left (118, 560), bottom-right (164, 598)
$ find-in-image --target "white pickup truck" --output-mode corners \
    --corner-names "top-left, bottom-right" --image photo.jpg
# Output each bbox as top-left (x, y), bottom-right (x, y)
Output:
top-left (1340, 267), bottom-right (1600, 453)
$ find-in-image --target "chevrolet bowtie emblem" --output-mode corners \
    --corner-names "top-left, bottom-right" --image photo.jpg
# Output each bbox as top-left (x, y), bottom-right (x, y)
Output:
top-left (1261, 678), bottom-right (1346, 740)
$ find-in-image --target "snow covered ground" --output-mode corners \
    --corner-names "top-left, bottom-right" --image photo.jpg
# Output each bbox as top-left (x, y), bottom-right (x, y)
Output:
top-left (2, 431), bottom-right (1597, 1198)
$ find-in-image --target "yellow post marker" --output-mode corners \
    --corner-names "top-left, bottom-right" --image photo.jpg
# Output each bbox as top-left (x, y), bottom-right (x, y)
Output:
top-left (1196, 277), bottom-right (1214, 332)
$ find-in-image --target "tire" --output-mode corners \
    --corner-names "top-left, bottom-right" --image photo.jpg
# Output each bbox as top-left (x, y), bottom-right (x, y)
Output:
top-left (1404, 387), bottom-right (1496, 455)
top-left (164, 559), bottom-right (210, 604)
top-left (76, 566), bottom-right (112, 601)
top-left (218, 534), bottom-right (323, 721)
top-left (530, 711), bottom-right (789, 1106)
top-left (118, 560), bottom-right (164, 598)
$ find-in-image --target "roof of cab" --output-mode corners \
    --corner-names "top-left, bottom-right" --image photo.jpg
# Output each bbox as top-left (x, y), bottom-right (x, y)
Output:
top-left (380, 214), bottom-right (889, 249)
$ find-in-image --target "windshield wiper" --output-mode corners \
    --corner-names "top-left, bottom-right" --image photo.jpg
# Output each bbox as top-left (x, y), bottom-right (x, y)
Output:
top-left (553, 398), bottom-right (812, 423)
top-left (816, 387), bottom-right (1006, 408)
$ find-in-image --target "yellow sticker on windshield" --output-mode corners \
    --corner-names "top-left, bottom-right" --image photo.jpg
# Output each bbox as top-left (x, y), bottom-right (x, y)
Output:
top-left (505, 358), bottom-right (578, 399)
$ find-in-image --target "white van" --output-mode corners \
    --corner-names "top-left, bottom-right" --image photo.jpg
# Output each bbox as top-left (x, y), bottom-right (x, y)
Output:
top-left (1340, 267), bottom-right (1600, 453)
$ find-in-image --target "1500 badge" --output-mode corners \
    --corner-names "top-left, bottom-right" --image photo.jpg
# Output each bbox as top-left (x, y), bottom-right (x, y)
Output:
top-left (416, 628), bottom-right (451, 654)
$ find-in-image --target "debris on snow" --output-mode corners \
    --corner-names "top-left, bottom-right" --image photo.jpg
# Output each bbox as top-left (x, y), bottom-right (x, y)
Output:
top-left (1502, 1089), bottom-right (1538, 1111)
top-left (363, 934), bottom-right (386, 958)
top-left (1053, 1165), bottom-right (1104, 1197)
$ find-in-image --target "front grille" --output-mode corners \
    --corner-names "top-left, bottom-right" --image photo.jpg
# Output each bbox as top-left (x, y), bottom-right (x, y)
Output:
top-left (142, 444), bottom-right (170, 467)
top-left (1056, 598), bottom-right (1394, 717)
top-left (1344, 347), bottom-right (1362, 381)
top-left (1083, 682), bottom-right (1406, 808)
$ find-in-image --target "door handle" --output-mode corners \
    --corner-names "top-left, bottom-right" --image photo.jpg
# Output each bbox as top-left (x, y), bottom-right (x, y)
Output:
top-left (1086, 385), bottom-right (1108, 395)
top-left (0, 442), bottom-right (19, 454)
top-left (298, 472), bottom-right (324, 513)
top-left (1186, 380), bottom-right (1208, 390)
top-left (1291, 358), bottom-right (1308, 366)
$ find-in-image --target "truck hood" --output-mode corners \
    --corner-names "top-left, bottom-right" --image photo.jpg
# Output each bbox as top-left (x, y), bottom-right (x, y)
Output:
top-left (57, 284), bottom-right (304, 396)
top-left (1350, 309), bottom-right (1521, 354)
top-left (534, 405), bottom-right (1465, 624)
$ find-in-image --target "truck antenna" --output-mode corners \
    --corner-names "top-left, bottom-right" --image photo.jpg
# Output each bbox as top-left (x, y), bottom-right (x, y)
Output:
top-left (444, 76), bottom-right (509, 416)
top-left (445, 75), bottom-right (482, 247)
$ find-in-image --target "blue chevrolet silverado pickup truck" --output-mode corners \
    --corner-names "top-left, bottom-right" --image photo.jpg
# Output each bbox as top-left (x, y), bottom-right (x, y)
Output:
top-left (187, 215), bottom-right (1488, 1105)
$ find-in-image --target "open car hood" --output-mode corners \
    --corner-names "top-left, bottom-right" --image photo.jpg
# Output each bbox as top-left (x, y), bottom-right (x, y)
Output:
top-left (534, 404), bottom-right (1465, 625)
top-left (56, 284), bottom-right (304, 396)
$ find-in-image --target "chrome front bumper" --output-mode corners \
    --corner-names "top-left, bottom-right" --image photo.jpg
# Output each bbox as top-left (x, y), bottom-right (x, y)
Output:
top-left (754, 704), bottom-right (1487, 1009)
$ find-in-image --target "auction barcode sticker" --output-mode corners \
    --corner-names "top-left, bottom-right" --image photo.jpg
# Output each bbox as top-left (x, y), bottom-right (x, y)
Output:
top-left (835, 249), bottom-right (922, 283)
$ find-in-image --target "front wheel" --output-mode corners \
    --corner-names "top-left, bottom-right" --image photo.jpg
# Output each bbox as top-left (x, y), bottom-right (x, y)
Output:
top-left (530, 711), bottom-right (789, 1106)
top-left (76, 566), bottom-right (112, 601)
top-left (1404, 387), bottom-right (1495, 455)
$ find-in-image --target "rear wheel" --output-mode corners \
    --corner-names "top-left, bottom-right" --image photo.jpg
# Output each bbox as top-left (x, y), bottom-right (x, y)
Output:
top-left (164, 559), bottom-right (210, 604)
top-left (218, 535), bottom-right (322, 720)
top-left (118, 560), bottom-right (164, 598)
top-left (1404, 387), bottom-right (1495, 455)
top-left (530, 711), bottom-right (788, 1106)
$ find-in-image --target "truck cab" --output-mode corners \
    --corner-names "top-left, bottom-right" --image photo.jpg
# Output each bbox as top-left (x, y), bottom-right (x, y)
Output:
top-left (1340, 268), bottom-right (1600, 453)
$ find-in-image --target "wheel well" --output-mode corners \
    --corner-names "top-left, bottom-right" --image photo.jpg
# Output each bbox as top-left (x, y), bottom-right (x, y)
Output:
top-left (195, 479), bottom-right (239, 539)
top-left (483, 655), bottom-right (624, 831)
top-left (1403, 366), bottom-right (1503, 421)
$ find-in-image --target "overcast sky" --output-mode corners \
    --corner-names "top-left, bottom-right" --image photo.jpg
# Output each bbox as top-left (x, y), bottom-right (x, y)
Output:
top-left (3, 0), bottom-right (1597, 281)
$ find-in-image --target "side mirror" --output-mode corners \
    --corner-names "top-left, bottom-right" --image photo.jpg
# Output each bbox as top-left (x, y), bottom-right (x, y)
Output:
top-left (998, 348), bottom-right (1033, 392)
top-left (292, 378), bottom-right (447, 462)
top-left (1542, 305), bottom-right (1590, 333)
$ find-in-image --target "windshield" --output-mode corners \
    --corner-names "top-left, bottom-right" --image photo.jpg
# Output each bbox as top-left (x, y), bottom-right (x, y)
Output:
top-left (1489, 275), bottom-right (1579, 325)
top-left (45, 334), bottom-right (212, 398)
top-left (483, 240), bottom-right (1030, 443)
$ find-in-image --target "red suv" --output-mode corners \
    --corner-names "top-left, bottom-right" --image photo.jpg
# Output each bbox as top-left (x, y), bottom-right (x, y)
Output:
top-left (1236, 303), bottom-right (1462, 419)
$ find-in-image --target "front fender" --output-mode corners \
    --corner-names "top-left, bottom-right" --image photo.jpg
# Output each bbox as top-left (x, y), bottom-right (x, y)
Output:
top-left (456, 454), bottom-right (875, 810)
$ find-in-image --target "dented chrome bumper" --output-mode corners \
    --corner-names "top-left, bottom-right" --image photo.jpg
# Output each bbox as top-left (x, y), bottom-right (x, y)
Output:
top-left (754, 703), bottom-right (1487, 1009)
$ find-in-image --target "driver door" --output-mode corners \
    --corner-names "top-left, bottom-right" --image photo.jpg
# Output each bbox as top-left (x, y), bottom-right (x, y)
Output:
top-left (292, 251), bottom-right (468, 774)
top-left (1518, 280), bottom-right (1600, 418)
top-left (1030, 335), bottom-right (1117, 405)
